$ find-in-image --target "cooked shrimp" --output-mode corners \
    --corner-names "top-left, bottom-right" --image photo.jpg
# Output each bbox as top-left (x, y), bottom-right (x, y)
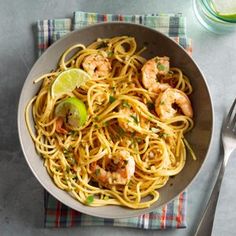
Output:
top-left (91, 150), bottom-right (135, 185)
top-left (155, 88), bottom-right (193, 120)
top-left (82, 54), bottom-right (111, 77)
top-left (141, 56), bottom-right (170, 93)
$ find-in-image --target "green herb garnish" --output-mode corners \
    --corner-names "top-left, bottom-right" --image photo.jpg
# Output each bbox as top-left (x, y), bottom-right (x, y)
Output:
top-left (63, 149), bottom-right (69, 155)
top-left (157, 64), bottom-right (166, 71)
top-left (159, 132), bottom-right (169, 138)
top-left (107, 51), bottom-right (114, 57)
top-left (68, 156), bottom-right (76, 165)
top-left (109, 95), bottom-right (116, 103)
top-left (103, 121), bottom-right (109, 127)
top-left (130, 115), bottom-right (139, 124)
top-left (68, 130), bottom-right (78, 136)
top-left (66, 166), bottom-right (70, 172)
top-left (63, 147), bottom-right (72, 155)
top-left (86, 195), bottom-right (94, 205)
top-left (122, 101), bottom-right (131, 108)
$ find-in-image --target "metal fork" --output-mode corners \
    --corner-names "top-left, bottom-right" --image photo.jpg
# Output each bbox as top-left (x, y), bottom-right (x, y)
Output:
top-left (194, 98), bottom-right (236, 236)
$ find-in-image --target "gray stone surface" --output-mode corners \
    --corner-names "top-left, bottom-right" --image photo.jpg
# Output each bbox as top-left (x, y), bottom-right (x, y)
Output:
top-left (0, 0), bottom-right (236, 235)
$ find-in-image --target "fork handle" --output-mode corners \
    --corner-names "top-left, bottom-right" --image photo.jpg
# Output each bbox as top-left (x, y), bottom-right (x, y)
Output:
top-left (194, 162), bottom-right (225, 236)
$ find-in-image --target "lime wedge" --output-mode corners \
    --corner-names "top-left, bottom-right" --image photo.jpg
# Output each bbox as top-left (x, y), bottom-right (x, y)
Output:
top-left (51, 68), bottom-right (91, 98)
top-left (211, 0), bottom-right (236, 20)
top-left (55, 97), bottom-right (87, 129)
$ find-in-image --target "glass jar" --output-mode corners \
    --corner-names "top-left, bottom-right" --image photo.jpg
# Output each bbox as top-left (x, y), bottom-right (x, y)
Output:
top-left (193, 0), bottom-right (236, 34)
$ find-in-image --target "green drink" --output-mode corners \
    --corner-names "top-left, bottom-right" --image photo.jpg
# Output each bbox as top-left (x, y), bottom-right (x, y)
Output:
top-left (193, 0), bottom-right (236, 33)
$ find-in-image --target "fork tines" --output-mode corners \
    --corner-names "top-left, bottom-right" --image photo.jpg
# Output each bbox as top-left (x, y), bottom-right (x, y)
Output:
top-left (225, 98), bottom-right (236, 131)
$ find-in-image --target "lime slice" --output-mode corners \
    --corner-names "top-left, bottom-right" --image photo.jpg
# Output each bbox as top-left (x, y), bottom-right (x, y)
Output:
top-left (51, 68), bottom-right (91, 98)
top-left (55, 97), bottom-right (87, 129)
top-left (211, 0), bottom-right (236, 20)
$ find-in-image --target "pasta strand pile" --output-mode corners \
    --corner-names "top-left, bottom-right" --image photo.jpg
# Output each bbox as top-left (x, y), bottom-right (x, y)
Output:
top-left (26, 36), bottom-right (195, 209)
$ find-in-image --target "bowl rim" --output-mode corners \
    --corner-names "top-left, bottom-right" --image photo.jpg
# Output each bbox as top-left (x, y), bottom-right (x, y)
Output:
top-left (17, 21), bottom-right (214, 218)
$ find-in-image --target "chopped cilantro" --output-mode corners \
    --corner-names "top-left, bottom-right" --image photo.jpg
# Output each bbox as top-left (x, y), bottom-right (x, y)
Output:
top-left (63, 147), bottom-right (72, 155)
top-left (157, 64), bottom-right (166, 71)
top-left (86, 195), bottom-right (94, 204)
top-left (109, 95), bottom-right (116, 103)
top-left (130, 132), bottom-right (139, 147)
top-left (122, 101), bottom-right (131, 108)
top-left (94, 124), bottom-right (99, 129)
top-left (103, 121), bottom-right (109, 127)
top-left (68, 156), bottom-right (76, 164)
top-left (130, 115), bottom-right (139, 124)
top-left (72, 176), bottom-right (78, 180)
top-left (63, 149), bottom-right (69, 155)
top-left (149, 115), bottom-right (154, 120)
top-left (68, 130), bottom-right (78, 136)
top-left (159, 132), bottom-right (169, 138)
top-left (107, 51), bottom-right (114, 57)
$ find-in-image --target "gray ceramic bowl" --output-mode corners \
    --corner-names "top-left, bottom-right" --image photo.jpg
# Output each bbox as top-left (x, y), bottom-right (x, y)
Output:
top-left (18, 22), bottom-right (213, 218)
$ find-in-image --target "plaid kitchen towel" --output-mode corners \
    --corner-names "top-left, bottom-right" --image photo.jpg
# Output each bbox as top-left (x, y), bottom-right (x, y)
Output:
top-left (44, 191), bottom-right (187, 229)
top-left (37, 11), bottom-right (192, 56)
top-left (37, 11), bottom-right (192, 229)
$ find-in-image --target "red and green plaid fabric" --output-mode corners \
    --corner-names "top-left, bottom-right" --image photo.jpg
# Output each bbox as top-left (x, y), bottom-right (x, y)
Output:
top-left (37, 11), bottom-right (192, 229)
top-left (37, 11), bottom-right (192, 56)
top-left (44, 191), bottom-right (187, 229)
